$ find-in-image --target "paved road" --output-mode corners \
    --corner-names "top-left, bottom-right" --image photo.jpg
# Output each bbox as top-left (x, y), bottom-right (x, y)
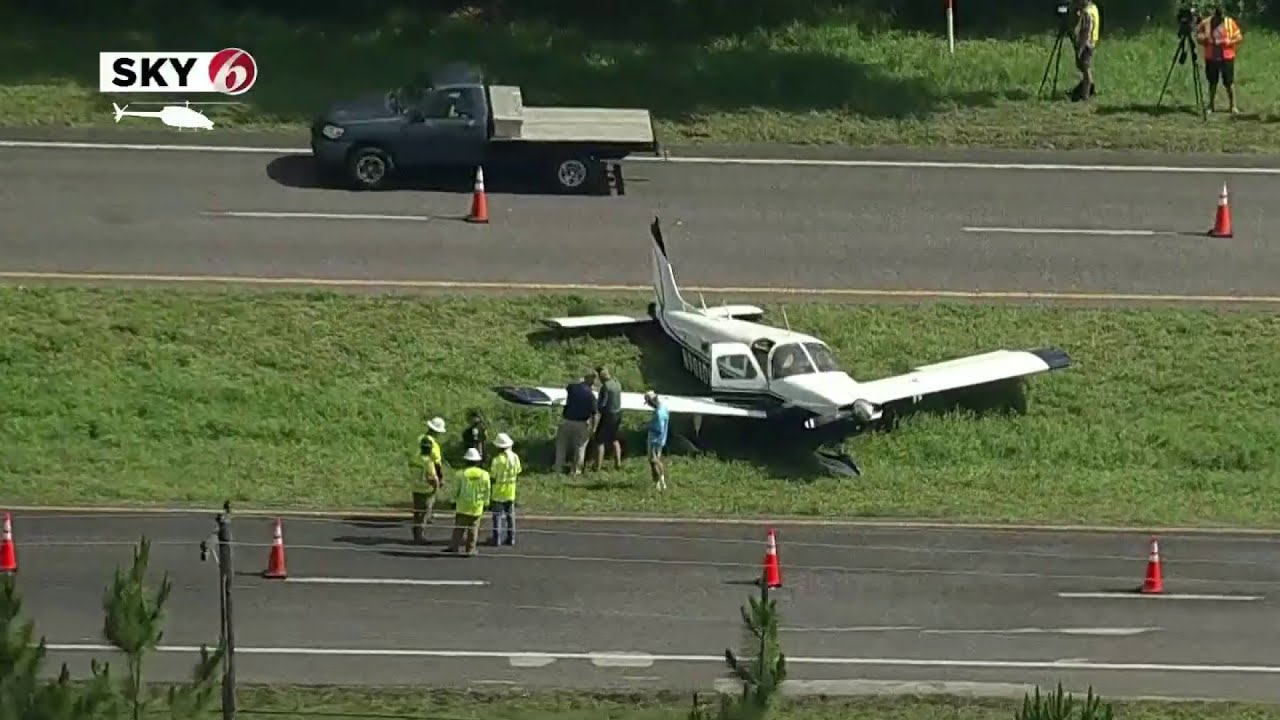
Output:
top-left (2, 138), bottom-right (1280, 299)
top-left (10, 510), bottom-right (1280, 700)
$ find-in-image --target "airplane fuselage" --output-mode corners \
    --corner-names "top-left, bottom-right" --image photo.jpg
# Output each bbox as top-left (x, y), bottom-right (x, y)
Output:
top-left (652, 305), bottom-right (878, 430)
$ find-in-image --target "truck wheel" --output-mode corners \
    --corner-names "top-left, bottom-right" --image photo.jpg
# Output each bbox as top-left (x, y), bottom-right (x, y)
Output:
top-left (347, 147), bottom-right (392, 191)
top-left (552, 157), bottom-right (604, 194)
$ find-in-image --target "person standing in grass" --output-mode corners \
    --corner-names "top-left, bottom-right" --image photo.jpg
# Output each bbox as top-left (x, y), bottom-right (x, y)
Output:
top-left (447, 447), bottom-right (490, 556)
top-left (1197, 5), bottom-right (1243, 114)
top-left (412, 416), bottom-right (447, 543)
top-left (488, 432), bottom-right (521, 546)
top-left (554, 370), bottom-right (598, 475)
top-left (1072, 0), bottom-right (1099, 101)
top-left (644, 390), bottom-right (669, 491)
top-left (462, 409), bottom-right (488, 463)
top-left (591, 366), bottom-right (624, 471)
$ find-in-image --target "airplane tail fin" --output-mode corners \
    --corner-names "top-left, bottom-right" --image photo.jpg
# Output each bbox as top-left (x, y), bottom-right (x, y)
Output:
top-left (649, 216), bottom-right (689, 314)
top-left (112, 103), bottom-right (125, 122)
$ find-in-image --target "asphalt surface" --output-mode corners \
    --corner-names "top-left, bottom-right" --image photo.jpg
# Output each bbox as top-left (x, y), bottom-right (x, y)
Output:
top-left (10, 510), bottom-right (1280, 701)
top-left (2, 136), bottom-right (1280, 299)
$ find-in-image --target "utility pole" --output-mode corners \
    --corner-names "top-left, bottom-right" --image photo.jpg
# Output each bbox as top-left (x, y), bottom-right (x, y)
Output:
top-left (203, 501), bottom-right (237, 720)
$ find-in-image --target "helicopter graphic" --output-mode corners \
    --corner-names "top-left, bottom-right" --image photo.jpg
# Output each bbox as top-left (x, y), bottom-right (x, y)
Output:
top-left (110, 100), bottom-right (238, 130)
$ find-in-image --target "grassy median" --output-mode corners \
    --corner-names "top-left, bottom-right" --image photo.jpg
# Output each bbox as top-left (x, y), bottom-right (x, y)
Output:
top-left (2, 287), bottom-right (1278, 527)
top-left (226, 686), bottom-right (1280, 719)
top-left (3, 12), bottom-right (1280, 152)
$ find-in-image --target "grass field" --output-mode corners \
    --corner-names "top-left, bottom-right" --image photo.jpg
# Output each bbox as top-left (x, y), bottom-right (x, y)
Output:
top-left (2, 287), bottom-right (1278, 526)
top-left (213, 686), bottom-right (1280, 719)
top-left (3, 12), bottom-right (1280, 152)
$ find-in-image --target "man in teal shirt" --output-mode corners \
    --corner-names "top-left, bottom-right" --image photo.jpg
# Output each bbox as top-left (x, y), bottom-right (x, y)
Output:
top-left (644, 390), bottom-right (669, 490)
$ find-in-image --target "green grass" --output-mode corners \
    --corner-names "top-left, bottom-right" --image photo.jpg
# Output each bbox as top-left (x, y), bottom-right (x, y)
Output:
top-left (4, 12), bottom-right (1280, 152)
top-left (2, 287), bottom-right (1279, 527)
top-left (212, 686), bottom-right (1280, 719)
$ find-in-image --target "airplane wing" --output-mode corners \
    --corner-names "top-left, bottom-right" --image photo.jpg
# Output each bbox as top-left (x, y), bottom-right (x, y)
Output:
top-left (540, 304), bottom-right (766, 331)
top-left (494, 386), bottom-right (768, 419)
top-left (854, 347), bottom-right (1071, 406)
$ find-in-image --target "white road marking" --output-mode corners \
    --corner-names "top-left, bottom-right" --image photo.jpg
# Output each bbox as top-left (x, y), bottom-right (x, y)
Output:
top-left (283, 577), bottom-right (487, 586)
top-left (42, 644), bottom-right (1280, 673)
top-left (963, 226), bottom-right (1162, 236)
top-left (13, 503), bottom-right (1280, 536)
top-left (507, 653), bottom-right (558, 668)
top-left (1058, 592), bottom-right (1263, 601)
top-left (715, 679), bottom-right (1039, 698)
top-left (784, 625), bottom-right (923, 633)
top-left (921, 627), bottom-right (1157, 636)
top-left (203, 211), bottom-right (432, 222)
top-left (4, 270), bottom-right (1280, 306)
top-left (5, 139), bottom-right (1280, 175)
top-left (590, 651), bottom-right (656, 668)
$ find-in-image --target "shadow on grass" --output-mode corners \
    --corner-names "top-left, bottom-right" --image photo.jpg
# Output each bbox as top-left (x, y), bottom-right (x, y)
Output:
top-left (0, 12), bottom-right (1020, 128)
top-left (265, 153), bottom-right (640, 196)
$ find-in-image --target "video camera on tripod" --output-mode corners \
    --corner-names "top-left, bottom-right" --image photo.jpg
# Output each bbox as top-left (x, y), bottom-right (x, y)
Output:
top-left (1177, 4), bottom-right (1200, 38)
top-left (1038, 2), bottom-right (1080, 99)
top-left (1156, 1), bottom-right (1208, 119)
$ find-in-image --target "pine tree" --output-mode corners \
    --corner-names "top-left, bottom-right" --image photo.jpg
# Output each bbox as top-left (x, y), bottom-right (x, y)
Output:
top-left (0, 575), bottom-right (120, 720)
top-left (101, 537), bottom-right (225, 720)
top-left (689, 584), bottom-right (788, 720)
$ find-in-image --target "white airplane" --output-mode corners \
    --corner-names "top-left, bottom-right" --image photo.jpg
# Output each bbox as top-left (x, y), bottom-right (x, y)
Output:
top-left (112, 102), bottom-right (214, 130)
top-left (494, 217), bottom-right (1071, 475)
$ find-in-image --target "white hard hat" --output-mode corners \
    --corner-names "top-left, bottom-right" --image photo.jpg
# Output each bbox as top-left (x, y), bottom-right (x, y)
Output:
top-left (463, 447), bottom-right (482, 462)
top-left (427, 417), bottom-right (446, 433)
top-left (494, 433), bottom-right (514, 449)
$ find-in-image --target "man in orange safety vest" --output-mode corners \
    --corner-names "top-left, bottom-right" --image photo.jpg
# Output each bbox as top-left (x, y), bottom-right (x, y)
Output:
top-left (1197, 4), bottom-right (1243, 114)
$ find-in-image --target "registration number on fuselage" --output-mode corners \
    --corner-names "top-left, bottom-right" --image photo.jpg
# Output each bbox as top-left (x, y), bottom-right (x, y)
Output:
top-left (681, 348), bottom-right (713, 386)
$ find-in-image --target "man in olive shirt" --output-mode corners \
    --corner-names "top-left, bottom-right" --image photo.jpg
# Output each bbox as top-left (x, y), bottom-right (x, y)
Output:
top-left (591, 366), bottom-right (624, 471)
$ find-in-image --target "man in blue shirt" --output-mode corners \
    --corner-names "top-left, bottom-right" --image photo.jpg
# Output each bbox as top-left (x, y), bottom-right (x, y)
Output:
top-left (644, 390), bottom-right (669, 490)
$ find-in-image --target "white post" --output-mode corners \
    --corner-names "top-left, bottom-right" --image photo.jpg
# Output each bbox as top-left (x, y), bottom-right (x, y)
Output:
top-left (946, 0), bottom-right (955, 54)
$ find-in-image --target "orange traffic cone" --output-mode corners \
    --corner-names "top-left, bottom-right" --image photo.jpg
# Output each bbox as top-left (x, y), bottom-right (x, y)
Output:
top-left (1208, 182), bottom-right (1233, 238)
top-left (762, 528), bottom-right (782, 588)
top-left (263, 517), bottom-right (287, 579)
top-left (0, 513), bottom-right (16, 574)
top-left (466, 166), bottom-right (489, 224)
top-left (1140, 536), bottom-right (1163, 594)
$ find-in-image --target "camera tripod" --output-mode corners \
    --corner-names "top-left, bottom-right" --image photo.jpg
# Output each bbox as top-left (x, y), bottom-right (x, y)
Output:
top-left (1156, 29), bottom-right (1208, 120)
top-left (1038, 22), bottom-right (1072, 99)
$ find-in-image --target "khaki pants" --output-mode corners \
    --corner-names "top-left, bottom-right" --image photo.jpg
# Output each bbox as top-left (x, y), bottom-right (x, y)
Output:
top-left (449, 513), bottom-right (482, 555)
top-left (411, 488), bottom-right (436, 542)
top-left (554, 418), bottom-right (591, 472)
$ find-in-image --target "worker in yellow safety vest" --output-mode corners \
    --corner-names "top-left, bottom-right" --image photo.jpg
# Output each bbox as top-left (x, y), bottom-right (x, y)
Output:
top-left (447, 447), bottom-right (491, 556)
top-left (488, 432), bottom-right (522, 546)
top-left (412, 416), bottom-right (446, 543)
top-left (1072, 0), bottom-right (1099, 101)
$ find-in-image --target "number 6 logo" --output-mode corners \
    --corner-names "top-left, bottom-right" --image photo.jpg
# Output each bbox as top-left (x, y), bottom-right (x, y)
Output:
top-left (208, 48), bottom-right (257, 95)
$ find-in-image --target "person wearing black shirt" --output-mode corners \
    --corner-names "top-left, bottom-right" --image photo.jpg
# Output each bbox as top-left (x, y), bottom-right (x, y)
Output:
top-left (553, 371), bottom-right (597, 474)
top-left (462, 409), bottom-right (488, 463)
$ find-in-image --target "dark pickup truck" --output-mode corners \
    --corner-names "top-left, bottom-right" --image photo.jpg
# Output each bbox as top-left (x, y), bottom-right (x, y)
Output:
top-left (310, 65), bottom-right (660, 193)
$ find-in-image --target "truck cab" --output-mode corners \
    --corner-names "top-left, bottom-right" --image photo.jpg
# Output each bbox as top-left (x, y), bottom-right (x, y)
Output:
top-left (310, 64), bottom-right (659, 194)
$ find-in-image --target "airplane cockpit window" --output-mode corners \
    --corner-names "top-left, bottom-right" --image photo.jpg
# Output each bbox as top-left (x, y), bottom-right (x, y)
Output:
top-left (770, 343), bottom-right (815, 379)
top-left (716, 353), bottom-right (758, 380)
top-left (803, 343), bottom-right (841, 372)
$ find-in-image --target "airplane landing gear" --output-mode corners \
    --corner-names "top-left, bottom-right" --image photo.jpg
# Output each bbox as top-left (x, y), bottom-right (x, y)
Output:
top-left (815, 446), bottom-right (861, 477)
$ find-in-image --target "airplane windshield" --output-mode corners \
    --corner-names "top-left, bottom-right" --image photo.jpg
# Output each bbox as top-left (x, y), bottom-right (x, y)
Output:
top-left (803, 342), bottom-right (841, 373)
top-left (770, 343), bottom-right (816, 379)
